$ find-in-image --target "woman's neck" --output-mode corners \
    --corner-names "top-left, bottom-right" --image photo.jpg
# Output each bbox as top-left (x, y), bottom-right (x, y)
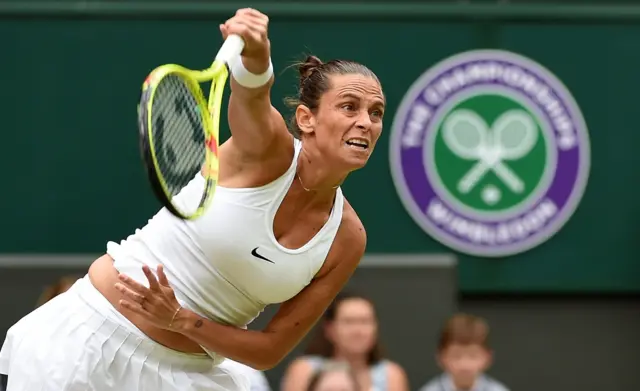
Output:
top-left (297, 147), bottom-right (347, 196)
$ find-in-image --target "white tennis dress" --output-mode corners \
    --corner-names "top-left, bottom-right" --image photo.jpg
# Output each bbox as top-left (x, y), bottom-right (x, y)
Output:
top-left (0, 138), bottom-right (345, 391)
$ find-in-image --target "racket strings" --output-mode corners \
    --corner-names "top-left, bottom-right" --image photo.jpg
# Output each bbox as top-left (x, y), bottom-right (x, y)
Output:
top-left (151, 74), bottom-right (206, 197)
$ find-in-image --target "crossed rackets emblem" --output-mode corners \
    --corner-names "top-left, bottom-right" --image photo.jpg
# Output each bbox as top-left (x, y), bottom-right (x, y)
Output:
top-left (441, 109), bottom-right (538, 195)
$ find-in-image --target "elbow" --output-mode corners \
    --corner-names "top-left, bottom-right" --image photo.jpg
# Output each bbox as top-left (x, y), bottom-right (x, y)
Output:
top-left (231, 357), bottom-right (273, 371)
top-left (234, 332), bottom-right (290, 370)
top-left (249, 341), bottom-right (289, 371)
top-left (252, 361), bottom-right (276, 371)
top-left (244, 359), bottom-right (277, 372)
top-left (251, 351), bottom-right (285, 371)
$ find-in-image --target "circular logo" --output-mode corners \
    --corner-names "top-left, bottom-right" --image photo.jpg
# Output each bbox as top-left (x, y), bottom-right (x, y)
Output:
top-left (389, 50), bottom-right (591, 257)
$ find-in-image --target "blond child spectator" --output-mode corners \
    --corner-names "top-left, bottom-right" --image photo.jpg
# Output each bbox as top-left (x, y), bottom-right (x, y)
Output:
top-left (418, 313), bottom-right (509, 391)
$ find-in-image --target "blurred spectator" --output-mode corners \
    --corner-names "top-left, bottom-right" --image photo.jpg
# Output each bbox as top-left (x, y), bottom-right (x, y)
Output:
top-left (418, 313), bottom-right (509, 391)
top-left (307, 361), bottom-right (359, 391)
top-left (35, 275), bottom-right (81, 307)
top-left (282, 292), bottom-right (408, 391)
top-left (218, 359), bottom-right (272, 391)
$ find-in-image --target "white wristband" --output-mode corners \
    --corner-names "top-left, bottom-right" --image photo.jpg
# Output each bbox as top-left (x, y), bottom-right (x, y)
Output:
top-left (230, 56), bottom-right (274, 89)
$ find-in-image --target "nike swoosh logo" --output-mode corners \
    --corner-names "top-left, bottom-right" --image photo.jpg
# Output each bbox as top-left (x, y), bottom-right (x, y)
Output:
top-left (251, 247), bottom-right (274, 264)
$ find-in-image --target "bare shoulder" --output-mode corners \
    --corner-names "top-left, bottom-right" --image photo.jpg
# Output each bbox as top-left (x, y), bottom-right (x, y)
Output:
top-left (332, 198), bottom-right (367, 264)
top-left (281, 357), bottom-right (316, 391)
top-left (385, 360), bottom-right (407, 377)
top-left (337, 198), bottom-right (367, 249)
top-left (218, 130), bottom-right (295, 188)
top-left (313, 197), bottom-right (366, 280)
top-left (384, 360), bottom-right (410, 391)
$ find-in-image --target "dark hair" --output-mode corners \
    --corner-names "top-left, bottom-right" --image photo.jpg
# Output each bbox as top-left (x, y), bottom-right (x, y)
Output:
top-left (438, 313), bottom-right (491, 352)
top-left (304, 292), bottom-right (384, 365)
top-left (306, 361), bottom-right (360, 391)
top-left (284, 55), bottom-right (380, 138)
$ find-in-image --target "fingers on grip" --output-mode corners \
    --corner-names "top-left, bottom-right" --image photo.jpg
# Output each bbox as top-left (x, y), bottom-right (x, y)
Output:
top-left (223, 8), bottom-right (269, 44)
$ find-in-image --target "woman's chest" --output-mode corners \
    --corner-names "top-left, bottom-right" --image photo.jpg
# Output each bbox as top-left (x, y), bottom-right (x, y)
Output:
top-left (192, 196), bottom-right (322, 304)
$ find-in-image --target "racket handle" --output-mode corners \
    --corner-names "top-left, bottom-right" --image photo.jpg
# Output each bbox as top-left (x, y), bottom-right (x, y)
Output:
top-left (215, 34), bottom-right (246, 65)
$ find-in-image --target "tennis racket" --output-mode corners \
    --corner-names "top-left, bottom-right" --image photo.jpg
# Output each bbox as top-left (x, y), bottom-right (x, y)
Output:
top-left (138, 35), bottom-right (245, 220)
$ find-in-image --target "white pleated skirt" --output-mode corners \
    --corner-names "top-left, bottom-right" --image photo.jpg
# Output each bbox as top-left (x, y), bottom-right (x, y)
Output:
top-left (0, 275), bottom-right (249, 391)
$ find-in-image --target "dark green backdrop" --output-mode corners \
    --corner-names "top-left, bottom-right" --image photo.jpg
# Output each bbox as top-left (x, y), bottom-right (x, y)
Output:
top-left (2, 2), bottom-right (639, 293)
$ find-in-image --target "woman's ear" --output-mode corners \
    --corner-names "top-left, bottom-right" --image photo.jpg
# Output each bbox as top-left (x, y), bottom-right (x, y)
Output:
top-left (295, 105), bottom-right (316, 136)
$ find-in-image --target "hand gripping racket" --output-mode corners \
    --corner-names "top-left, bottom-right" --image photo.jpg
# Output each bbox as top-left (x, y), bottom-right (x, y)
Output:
top-left (138, 35), bottom-right (245, 220)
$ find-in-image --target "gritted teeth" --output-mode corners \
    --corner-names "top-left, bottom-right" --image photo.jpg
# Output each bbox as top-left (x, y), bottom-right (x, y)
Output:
top-left (345, 138), bottom-right (369, 148)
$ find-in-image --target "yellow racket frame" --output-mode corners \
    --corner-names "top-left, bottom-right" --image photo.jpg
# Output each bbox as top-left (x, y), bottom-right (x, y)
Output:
top-left (140, 63), bottom-right (227, 219)
top-left (138, 35), bottom-right (244, 220)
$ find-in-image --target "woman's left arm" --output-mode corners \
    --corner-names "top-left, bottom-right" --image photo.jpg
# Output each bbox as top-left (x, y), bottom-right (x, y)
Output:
top-left (116, 216), bottom-right (366, 370)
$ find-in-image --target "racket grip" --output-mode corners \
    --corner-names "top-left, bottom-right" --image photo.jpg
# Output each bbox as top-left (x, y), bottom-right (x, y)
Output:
top-left (215, 34), bottom-right (246, 65)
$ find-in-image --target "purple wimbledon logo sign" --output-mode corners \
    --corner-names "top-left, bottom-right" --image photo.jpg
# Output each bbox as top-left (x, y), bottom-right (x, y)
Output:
top-left (389, 50), bottom-right (591, 257)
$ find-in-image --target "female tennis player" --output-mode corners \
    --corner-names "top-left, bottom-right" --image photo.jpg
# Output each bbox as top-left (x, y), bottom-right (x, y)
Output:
top-left (0, 7), bottom-right (385, 391)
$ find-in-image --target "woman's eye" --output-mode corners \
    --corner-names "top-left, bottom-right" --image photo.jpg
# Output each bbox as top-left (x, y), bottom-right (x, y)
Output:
top-left (342, 104), bottom-right (355, 111)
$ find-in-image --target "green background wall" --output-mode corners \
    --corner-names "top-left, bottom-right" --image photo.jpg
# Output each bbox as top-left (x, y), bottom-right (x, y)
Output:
top-left (2, 2), bottom-right (639, 293)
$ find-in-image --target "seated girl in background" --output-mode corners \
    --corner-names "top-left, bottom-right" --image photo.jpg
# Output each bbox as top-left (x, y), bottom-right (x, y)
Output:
top-left (282, 292), bottom-right (408, 391)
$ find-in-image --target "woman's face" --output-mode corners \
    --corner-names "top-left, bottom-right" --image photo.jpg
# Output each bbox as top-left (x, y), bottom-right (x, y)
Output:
top-left (326, 298), bottom-right (378, 357)
top-left (314, 370), bottom-right (358, 391)
top-left (299, 74), bottom-right (385, 172)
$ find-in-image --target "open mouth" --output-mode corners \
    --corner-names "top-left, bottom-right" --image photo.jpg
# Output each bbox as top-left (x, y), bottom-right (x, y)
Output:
top-left (345, 138), bottom-right (369, 150)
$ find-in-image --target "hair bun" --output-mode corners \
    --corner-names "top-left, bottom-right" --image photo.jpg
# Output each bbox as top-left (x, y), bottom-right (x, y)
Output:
top-left (299, 55), bottom-right (324, 82)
